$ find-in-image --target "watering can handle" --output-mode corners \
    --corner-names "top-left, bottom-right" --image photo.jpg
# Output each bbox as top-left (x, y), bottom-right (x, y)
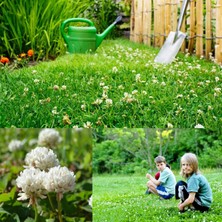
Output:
top-left (60, 18), bottom-right (95, 39)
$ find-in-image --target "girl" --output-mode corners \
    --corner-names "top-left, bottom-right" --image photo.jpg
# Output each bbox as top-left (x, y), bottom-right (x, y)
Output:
top-left (176, 153), bottom-right (212, 212)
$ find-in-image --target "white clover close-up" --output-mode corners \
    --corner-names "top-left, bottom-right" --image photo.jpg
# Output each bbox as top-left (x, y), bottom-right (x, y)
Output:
top-left (38, 128), bottom-right (62, 148)
top-left (45, 166), bottom-right (75, 195)
top-left (24, 146), bottom-right (59, 171)
top-left (16, 168), bottom-right (47, 206)
top-left (8, 139), bottom-right (25, 152)
top-left (88, 195), bottom-right (92, 207)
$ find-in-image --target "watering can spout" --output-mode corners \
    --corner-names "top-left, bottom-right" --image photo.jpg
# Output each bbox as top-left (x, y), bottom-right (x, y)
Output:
top-left (96, 16), bottom-right (122, 48)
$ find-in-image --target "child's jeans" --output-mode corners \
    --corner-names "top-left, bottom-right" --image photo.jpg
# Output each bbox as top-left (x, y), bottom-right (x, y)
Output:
top-left (175, 180), bottom-right (209, 212)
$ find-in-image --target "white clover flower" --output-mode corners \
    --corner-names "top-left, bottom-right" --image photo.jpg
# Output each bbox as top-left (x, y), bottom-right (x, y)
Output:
top-left (88, 195), bottom-right (92, 207)
top-left (167, 123), bottom-right (173, 128)
top-left (92, 99), bottom-right (103, 105)
top-left (176, 94), bottom-right (183, 98)
top-left (118, 85), bottom-right (124, 90)
top-left (45, 166), bottom-right (75, 195)
top-left (100, 82), bottom-right (105, 87)
top-left (112, 66), bottom-right (118, 73)
top-left (132, 90), bottom-right (138, 95)
top-left (38, 129), bottom-right (62, 148)
top-left (142, 91), bottom-right (147, 95)
top-left (8, 139), bottom-right (25, 152)
top-left (53, 85), bottom-right (59, 90)
top-left (84, 121), bottom-right (93, 128)
top-left (135, 74), bottom-right (141, 82)
top-left (105, 99), bottom-right (113, 107)
top-left (103, 86), bottom-right (109, 93)
top-left (215, 77), bottom-right (219, 82)
top-left (24, 87), bottom-right (29, 92)
top-left (161, 82), bottom-right (166, 86)
top-left (102, 92), bottom-right (108, 100)
top-left (81, 104), bottom-right (86, 111)
top-left (197, 110), bottom-right (203, 115)
top-left (16, 168), bottom-right (47, 206)
top-left (61, 85), bottom-right (67, 90)
top-left (25, 147), bottom-right (59, 171)
top-left (195, 124), bottom-right (205, 129)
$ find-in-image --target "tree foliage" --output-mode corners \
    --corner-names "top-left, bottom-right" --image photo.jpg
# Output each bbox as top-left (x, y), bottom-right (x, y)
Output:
top-left (93, 129), bottom-right (222, 174)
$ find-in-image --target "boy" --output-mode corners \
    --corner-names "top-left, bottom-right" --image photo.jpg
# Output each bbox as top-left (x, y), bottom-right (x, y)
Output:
top-left (146, 156), bottom-right (176, 199)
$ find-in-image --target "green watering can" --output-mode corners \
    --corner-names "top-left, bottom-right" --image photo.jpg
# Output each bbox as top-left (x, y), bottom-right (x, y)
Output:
top-left (61, 16), bottom-right (122, 53)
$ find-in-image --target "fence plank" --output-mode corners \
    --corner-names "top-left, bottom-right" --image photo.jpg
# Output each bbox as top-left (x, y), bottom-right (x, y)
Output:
top-left (130, 0), bottom-right (135, 41)
top-left (196, 0), bottom-right (204, 57)
top-left (205, 0), bottom-right (212, 59)
top-left (134, 0), bottom-right (143, 43)
top-left (165, 0), bottom-right (172, 36)
top-left (180, 0), bottom-right (186, 52)
top-left (215, 0), bottom-right (222, 63)
top-left (142, 0), bottom-right (152, 45)
top-left (188, 0), bottom-right (195, 54)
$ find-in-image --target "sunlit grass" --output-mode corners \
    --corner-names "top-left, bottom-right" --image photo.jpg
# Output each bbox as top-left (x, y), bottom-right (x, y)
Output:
top-left (1, 38), bottom-right (221, 128)
top-left (93, 170), bottom-right (222, 222)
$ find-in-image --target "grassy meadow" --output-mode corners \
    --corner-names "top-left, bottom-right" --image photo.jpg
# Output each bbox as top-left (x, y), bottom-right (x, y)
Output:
top-left (1, 38), bottom-right (222, 129)
top-left (93, 170), bottom-right (222, 222)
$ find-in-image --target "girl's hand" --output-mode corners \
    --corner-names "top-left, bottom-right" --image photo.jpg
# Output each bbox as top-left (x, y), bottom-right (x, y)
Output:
top-left (178, 203), bottom-right (184, 211)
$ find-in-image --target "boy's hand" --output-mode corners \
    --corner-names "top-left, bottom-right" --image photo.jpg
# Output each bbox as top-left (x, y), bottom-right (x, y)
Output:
top-left (146, 173), bottom-right (151, 179)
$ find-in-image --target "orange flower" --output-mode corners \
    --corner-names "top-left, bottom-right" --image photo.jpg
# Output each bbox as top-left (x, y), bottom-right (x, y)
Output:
top-left (0, 57), bottom-right (10, 64)
top-left (27, 49), bottom-right (34, 57)
top-left (20, 53), bottom-right (26, 58)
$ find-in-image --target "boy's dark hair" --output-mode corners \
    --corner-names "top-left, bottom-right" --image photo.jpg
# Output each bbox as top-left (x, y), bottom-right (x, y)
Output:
top-left (154, 156), bottom-right (166, 163)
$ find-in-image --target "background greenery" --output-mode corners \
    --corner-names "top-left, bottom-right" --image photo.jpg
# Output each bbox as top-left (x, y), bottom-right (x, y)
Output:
top-left (0, 128), bottom-right (92, 222)
top-left (93, 129), bottom-right (222, 174)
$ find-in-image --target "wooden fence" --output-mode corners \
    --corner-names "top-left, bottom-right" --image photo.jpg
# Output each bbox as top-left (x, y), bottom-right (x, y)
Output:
top-left (130, 0), bottom-right (222, 64)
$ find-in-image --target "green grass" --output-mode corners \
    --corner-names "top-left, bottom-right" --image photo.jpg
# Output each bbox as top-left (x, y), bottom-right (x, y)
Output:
top-left (1, 38), bottom-right (222, 128)
top-left (93, 170), bottom-right (222, 222)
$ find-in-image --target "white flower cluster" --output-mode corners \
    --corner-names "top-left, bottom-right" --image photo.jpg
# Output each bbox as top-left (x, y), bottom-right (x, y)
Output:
top-left (45, 166), bottom-right (75, 194)
top-left (38, 129), bottom-right (62, 148)
top-left (8, 139), bottom-right (25, 152)
top-left (16, 168), bottom-right (47, 206)
top-left (16, 145), bottom-right (75, 206)
top-left (24, 147), bottom-right (59, 171)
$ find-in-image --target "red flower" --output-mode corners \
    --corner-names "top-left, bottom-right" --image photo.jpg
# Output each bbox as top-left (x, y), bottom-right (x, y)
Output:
top-left (0, 57), bottom-right (10, 64)
top-left (27, 49), bottom-right (34, 57)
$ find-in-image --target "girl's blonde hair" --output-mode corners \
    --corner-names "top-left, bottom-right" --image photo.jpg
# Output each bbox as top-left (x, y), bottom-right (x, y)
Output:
top-left (180, 153), bottom-right (200, 178)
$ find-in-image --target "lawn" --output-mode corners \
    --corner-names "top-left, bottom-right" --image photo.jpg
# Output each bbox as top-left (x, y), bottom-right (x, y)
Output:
top-left (1, 38), bottom-right (222, 129)
top-left (93, 170), bottom-right (222, 222)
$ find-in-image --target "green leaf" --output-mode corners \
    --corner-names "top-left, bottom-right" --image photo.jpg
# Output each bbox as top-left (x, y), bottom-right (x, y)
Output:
top-left (0, 207), bottom-right (10, 215)
top-left (0, 173), bottom-right (12, 192)
top-left (0, 186), bottom-right (16, 203)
